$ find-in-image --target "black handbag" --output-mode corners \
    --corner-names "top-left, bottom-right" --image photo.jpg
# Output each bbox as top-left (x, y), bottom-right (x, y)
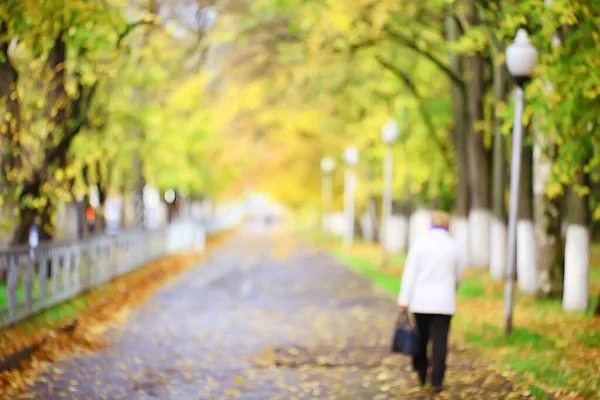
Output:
top-left (391, 311), bottom-right (421, 355)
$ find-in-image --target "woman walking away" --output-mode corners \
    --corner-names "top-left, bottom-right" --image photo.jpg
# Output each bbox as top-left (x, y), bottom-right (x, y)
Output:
top-left (397, 211), bottom-right (464, 393)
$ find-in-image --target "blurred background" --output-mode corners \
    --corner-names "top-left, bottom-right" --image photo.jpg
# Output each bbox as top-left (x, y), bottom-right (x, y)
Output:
top-left (1, 0), bottom-right (600, 397)
top-left (1, 0), bottom-right (599, 306)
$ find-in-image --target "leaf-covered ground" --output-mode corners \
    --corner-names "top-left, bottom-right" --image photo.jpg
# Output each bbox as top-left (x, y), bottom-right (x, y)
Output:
top-left (318, 233), bottom-right (600, 399)
top-left (11, 229), bottom-right (549, 399)
top-left (0, 230), bottom-right (235, 399)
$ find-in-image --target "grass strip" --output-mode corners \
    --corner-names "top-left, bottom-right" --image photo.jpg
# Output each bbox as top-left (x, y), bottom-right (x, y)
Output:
top-left (306, 230), bottom-right (600, 399)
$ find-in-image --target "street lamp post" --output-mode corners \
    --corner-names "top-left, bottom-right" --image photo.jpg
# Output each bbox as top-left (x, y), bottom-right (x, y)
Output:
top-left (504, 28), bottom-right (538, 336)
top-left (380, 119), bottom-right (400, 254)
top-left (343, 146), bottom-right (359, 247)
top-left (320, 157), bottom-right (336, 232)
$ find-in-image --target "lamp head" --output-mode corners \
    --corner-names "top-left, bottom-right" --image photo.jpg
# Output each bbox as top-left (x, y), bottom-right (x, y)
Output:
top-left (343, 146), bottom-right (359, 166)
top-left (381, 118), bottom-right (400, 145)
top-left (164, 189), bottom-right (176, 204)
top-left (320, 157), bottom-right (336, 173)
top-left (506, 28), bottom-right (539, 87)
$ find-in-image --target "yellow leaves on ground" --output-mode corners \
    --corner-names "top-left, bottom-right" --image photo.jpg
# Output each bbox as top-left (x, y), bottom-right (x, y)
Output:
top-left (0, 253), bottom-right (193, 395)
top-left (325, 235), bottom-right (600, 399)
top-left (0, 231), bottom-right (233, 400)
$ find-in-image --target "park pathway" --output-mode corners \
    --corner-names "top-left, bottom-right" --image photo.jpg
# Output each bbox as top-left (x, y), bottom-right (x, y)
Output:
top-left (21, 223), bottom-right (529, 399)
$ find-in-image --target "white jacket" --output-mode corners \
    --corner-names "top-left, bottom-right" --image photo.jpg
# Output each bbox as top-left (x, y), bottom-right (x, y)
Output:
top-left (397, 228), bottom-right (464, 315)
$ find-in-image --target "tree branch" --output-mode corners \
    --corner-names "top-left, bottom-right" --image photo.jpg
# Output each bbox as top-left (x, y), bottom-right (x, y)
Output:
top-left (376, 56), bottom-right (454, 170)
top-left (383, 26), bottom-right (465, 88)
top-left (348, 37), bottom-right (380, 55)
top-left (0, 19), bottom-right (22, 183)
top-left (20, 82), bottom-right (98, 200)
top-left (46, 83), bottom-right (98, 167)
top-left (117, 20), bottom-right (155, 47)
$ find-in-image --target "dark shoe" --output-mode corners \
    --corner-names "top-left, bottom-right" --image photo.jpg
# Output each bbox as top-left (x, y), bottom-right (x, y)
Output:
top-left (432, 386), bottom-right (443, 394)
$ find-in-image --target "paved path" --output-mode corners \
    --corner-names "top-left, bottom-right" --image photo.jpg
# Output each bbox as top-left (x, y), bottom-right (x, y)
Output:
top-left (22, 229), bottom-right (525, 399)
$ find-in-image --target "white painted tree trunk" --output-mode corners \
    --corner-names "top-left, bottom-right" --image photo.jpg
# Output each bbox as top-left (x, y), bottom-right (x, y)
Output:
top-left (490, 217), bottom-right (506, 280)
top-left (517, 219), bottom-right (538, 293)
top-left (360, 213), bottom-right (375, 242)
top-left (123, 193), bottom-right (135, 229)
top-left (330, 212), bottom-right (346, 237)
top-left (533, 127), bottom-right (555, 295)
top-left (469, 209), bottom-right (490, 269)
top-left (322, 212), bottom-right (333, 233)
top-left (343, 169), bottom-right (357, 247)
top-left (157, 202), bottom-right (169, 227)
top-left (452, 216), bottom-right (469, 268)
top-left (409, 209), bottom-right (431, 249)
top-left (380, 148), bottom-right (393, 246)
top-left (56, 202), bottom-right (79, 241)
top-left (384, 215), bottom-right (408, 254)
top-left (563, 224), bottom-right (590, 311)
top-left (366, 198), bottom-right (378, 242)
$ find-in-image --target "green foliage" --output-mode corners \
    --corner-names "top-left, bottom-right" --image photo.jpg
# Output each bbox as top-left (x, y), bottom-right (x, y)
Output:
top-left (200, 0), bottom-right (456, 208)
top-left (465, 323), bottom-right (555, 351)
top-left (457, 279), bottom-right (486, 299)
top-left (197, 0), bottom-right (600, 225)
top-left (0, 0), bottom-right (230, 238)
top-left (2, 0), bottom-right (600, 238)
top-left (333, 249), bottom-right (401, 295)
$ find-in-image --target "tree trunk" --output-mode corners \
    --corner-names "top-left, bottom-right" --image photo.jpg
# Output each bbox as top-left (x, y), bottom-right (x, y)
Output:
top-left (132, 157), bottom-right (146, 229)
top-left (46, 32), bottom-right (67, 131)
top-left (535, 138), bottom-right (565, 297)
top-left (563, 160), bottom-right (591, 311)
top-left (445, 13), bottom-right (469, 266)
top-left (0, 20), bottom-right (22, 251)
top-left (167, 199), bottom-right (178, 223)
top-left (95, 184), bottom-right (107, 235)
top-left (39, 201), bottom-right (54, 241)
top-left (545, 194), bottom-right (565, 297)
top-left (42, 33), bottom-right (67, 239)
top-left (516, 127), bottom-right (537, 293)
top-left (12, 32), bottom-right (68, 245)
top-left (490, 54), bottom-right (509, 279)
top-left (466, 1), bottom-right (491, 269)
top-left (129, 0), bottom-right (157, 231)
top-left (366, 195), bottom-right (378, 243)
top-left (95, 161), bottom-right (108, 235)
top-left (387, 200), bottom-right (409, 253)
top-left (120, 189), bottom-right (129, 230)
top-left (0, 20), bottom-right (21, 187)
top-left (11, 209), bottom-right (37, 245)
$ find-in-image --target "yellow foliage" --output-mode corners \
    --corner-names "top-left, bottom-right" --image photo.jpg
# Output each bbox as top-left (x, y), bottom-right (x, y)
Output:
top-left (594, 204), bottom-right (600, 221)
top-left (545, 182), bottom-right (563, 199)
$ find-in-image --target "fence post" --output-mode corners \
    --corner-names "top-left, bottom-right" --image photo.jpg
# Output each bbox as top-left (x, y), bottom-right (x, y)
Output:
top-left (38, 251), bottom-right (48, 306)
top-left (195, 223), bottom-right (206, 254)
top-left (7, 256), bottom-right (18, 323)
top-left (74, 244), bottom-right (82, 293)
top-left (1, 222), bottom-right (206, 328)
top-left (25, 253), bottom-right (34, 311)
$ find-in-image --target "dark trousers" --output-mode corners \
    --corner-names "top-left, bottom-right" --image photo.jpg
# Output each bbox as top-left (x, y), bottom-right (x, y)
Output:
top-left (412, 313), bottom-right (452, 388)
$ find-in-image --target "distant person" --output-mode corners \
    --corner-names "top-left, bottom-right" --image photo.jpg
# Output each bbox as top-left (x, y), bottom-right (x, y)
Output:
top-left (397, 211), bottom-right (464, 393)
top-left (86, 206), bottom-right (96, 233)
